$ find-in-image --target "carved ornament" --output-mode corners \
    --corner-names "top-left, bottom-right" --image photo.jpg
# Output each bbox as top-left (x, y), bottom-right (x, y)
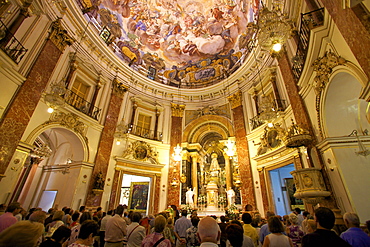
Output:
top-left (256, 123), bottom-right (287, 156)
top-left (228, 91), bottom-right (243, 109)
top-left (312, 51), bottom-right (346, 95)
top-left (49, 19), bottom-right (74, 52)
top-left (121, 140), bottom-right (160, 164)
top-left (112, 78), bottom-right (128, 98)
top-left (171, 103), bottom-right (185, 117)
top-left (45, 112), bottom-right (87, 139)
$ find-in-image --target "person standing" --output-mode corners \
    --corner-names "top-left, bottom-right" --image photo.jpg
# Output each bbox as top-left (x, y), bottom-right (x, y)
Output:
top-left (293, 208), bottom-right (304, 227)
top-left (340, 212), bottom-right (370, 247)
top-left (0, 202), bottom-right (21, 233)
top-left (262, 216), bottom-right (293, 247)
top-left (301, 207), bottom-right (351, 247)
top-left (100, 210), bottom-right (113, 247)
top-left (105, 205), bottom-right (127, 247)
top-left (197, 217), bottom-right (220, 247)
top-left (141, 215), bottom-right (172, 247)
top-left (126, 212), bottom-right (145, 247)
top-left (259, 211), bottom-right (275, 245)
top-left (174, 210), bottom-right (192, 247)
top-left (242, 213), bottom-right (258, 247)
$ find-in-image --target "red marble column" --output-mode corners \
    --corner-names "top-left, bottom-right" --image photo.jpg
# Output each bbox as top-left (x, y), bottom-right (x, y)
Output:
top-left (166, 103), bottom-right (185, 207)
top-left (258, 168), bottom-right (269, 213)
top-left (153, 174), bottom-right (161, 214)
top-left (0, 20), bottom-right (73, 180)
top-left (85, 79), bottom-right (127, 207)
top-left (108, 168), bottom-right (123, 210)
top-left (278, 52), bottom-right (314, 134)
top-left (278, 51), bottom-right (338, 209)
top-left (321, 0), bottom-right (370, 80)
top-left (228, 91), bottom-right (256, 208)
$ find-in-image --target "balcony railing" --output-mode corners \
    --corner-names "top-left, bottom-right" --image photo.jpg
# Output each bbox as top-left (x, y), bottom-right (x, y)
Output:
top-left (292, 8), bottom-right (325, 81)
top-left (63, 89), bottom-right (101, 121)
top-left (124, 124), bottom-right (163, 141)
top-left (0, 19), bottom-right (28, 64)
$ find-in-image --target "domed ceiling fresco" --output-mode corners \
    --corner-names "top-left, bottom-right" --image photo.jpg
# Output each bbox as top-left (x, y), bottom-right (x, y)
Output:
top-left (77, 0), bottom-right (260, 88)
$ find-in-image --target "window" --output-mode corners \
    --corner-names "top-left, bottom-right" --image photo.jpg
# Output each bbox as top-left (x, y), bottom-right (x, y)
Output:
top-left (69, 79), bottom-right (90, 111)
top-left (137, 114), bottom-right (151, 138)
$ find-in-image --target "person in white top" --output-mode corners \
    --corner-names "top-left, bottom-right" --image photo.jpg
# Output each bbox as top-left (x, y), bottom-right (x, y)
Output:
top-left (126, 212), bottom-right (145, 247)
top-left (262, 216), bottom-right (293, 247)
top-left (227, 188), bottom-right (235, 206)
top-left (197, 217), bottom-right (220, 247)
top-left (186, 188), bottom-right (195, 206)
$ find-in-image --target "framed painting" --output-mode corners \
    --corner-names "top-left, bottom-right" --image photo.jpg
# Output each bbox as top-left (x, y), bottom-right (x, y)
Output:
top-left (128, 182), bottom-right (150, 212)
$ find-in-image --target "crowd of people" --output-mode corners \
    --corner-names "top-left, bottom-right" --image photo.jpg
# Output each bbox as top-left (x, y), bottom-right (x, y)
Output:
top-left (0, 202), bottom-right (369, 247)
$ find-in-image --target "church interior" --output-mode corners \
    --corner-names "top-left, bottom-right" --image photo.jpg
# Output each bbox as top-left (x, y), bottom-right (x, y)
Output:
top-left (0, 0), bottom-right (369, 226)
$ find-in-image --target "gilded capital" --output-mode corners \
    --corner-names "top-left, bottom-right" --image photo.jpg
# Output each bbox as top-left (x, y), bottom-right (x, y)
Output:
top-left (227, 91), bottom-right (243, 109)
top-left (112, 78), bottom-right (128, 98)
top-left (171, 103), bottom-right (185, 117)
top-left (49, 19), bottom-right (74, 52)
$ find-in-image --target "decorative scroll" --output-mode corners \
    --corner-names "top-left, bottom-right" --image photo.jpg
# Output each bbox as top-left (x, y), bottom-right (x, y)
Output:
top-left (112, 77), bottom-right (128, 98)
top-left (228, 91), bottom-right (243, 109)
top-left (45, 112), bottom-right (87, 139)
top-left (49, 19), bottom-right (74, 52)
top-left (121, 140), bottom-right (159, 164)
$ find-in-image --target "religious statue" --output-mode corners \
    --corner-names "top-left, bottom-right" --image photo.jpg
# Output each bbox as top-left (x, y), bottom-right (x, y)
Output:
top-left (93, 172), bottom-right (105, 190)
top-left (227, 187), bottom-right (235, 206)
top-left (209, 153), bottom-right (220, 178)
top-left (186, 187), bottom-right (194, 206)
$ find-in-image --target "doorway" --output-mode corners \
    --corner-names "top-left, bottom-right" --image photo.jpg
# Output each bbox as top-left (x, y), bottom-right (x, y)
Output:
top-left (269, 164), bottom-right (303, 216)
top-left (120, 174), bottom-right (151, 215)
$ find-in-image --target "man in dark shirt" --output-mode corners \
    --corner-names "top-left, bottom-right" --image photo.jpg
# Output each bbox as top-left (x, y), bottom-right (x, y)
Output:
top-left (302, 207), bottom-right (351, 247)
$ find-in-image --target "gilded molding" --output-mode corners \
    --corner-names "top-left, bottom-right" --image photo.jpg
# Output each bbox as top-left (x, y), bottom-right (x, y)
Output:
top-left (312, 51), bottom-right (346, 95)
top-left (171, 103), bottom-right (185, 117)
top-left (49, 19), bottom-right (74, 52)
top-left (45, 112), bottom-right (87, 139)
top-left (227, 91), bottom-right (243, 109)
top-left (312, 51), bottom-right (347, 138)
top-left (112, 77), bottom-right (128, 98)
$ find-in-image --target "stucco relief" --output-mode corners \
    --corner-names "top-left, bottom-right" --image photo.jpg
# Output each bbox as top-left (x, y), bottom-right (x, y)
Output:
top-left (121, 140), bottom-right (160, 164)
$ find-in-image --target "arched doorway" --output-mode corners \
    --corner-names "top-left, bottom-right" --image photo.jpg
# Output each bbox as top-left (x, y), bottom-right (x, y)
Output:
top-left (15, 127), bottom-right (91, 210)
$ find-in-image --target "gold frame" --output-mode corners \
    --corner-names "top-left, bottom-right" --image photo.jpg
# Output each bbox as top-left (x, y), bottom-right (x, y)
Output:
top-left (128, 182), bottom-right (150, 212)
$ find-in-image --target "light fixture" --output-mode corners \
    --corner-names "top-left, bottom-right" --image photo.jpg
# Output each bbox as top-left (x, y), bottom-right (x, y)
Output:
top-left (349, 130), bottom-right (370, 157)
top-left (256, 4), bottom-right (293, 52)
top-left (224, 137), bottom-right (236, 157)
top-left (272, 42), bottom-right (282, 52)
top-left (43, 80), bottom-right (66, 113)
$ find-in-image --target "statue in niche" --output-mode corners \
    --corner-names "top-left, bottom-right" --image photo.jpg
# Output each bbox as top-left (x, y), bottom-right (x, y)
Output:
top-left (93, 172), bottom-right (105, 190)
top-left (209, 153), bottom-right (220, 178)
top-left (186, 187), bottom-right (195, 206)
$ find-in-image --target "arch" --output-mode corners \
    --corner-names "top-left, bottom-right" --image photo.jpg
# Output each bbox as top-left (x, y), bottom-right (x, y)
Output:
top-left (183, 115), bottom-right (234, 144)
top-left (25, 123), bottom-right (89, 162)
top-left (322, 71), bottom-right (370, 138)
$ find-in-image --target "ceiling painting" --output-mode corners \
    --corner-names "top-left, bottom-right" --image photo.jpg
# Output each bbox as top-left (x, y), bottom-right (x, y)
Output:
top-left (77, 0), bottom-right (259, 88)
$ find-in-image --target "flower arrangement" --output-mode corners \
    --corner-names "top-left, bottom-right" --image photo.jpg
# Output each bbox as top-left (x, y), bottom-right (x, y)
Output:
top-left (182, 204), bottom-right (194, 214)
top-left (227, 204), bottom-right (239, 220)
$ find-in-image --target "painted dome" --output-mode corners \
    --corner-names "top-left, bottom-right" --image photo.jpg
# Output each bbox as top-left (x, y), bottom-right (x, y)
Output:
top-left (76, 0), bottom-right (259, 88)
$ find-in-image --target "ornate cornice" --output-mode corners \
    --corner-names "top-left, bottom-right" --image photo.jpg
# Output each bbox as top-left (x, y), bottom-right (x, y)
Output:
top-left (49, 19), bottom-right (74, 52)
top-left (227, 91), bottom-right (243, 109)
top-left (171, 103), bottom-right (185, 117)
top-left (45, 111), bottom-right (87, 140)
top-left (312, 51), bottom-right (346, 95)
top-left (112, 77), bottom-right (128, 98)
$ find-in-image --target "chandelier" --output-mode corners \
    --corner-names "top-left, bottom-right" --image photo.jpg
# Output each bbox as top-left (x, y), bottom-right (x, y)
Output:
top-left (43, 80), bottom-right (66, 113)
top-left (256, 5), bottom-right (293, 52)
top-left (259, 96), bottom-right (277, 122)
